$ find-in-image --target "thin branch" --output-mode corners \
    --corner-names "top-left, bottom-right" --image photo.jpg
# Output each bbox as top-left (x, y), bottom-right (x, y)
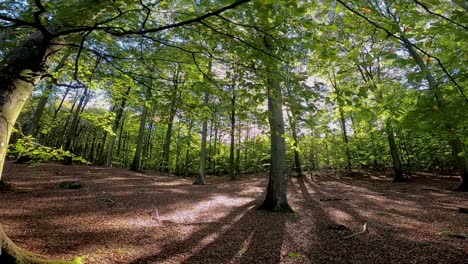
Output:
top-left (73, 30), bottom-right (93, 82)
top-left (33, 0), bottom-right (50, 37)
top-left (413, 0), bottom-right (468, 30)
top-left (199, 21), bottom-right (284, 62)
top-left (107, 0), bottom-right (251, 36)
top-left (336, 0), bottom-right (468, 103)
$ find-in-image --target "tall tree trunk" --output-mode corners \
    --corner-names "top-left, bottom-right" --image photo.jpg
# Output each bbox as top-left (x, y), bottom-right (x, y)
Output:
top-left (131, 84), bottom-right (151, 171)
top-left (287, 109), bottom-right (304, 177)
top-left (160, 90), bottom-right (179, 172)
top-left (175, 120), bottom-right (182, 175)
top-left (194, 92), bottom-right (209, 185)
top-left (106, 86), bottom-right (131, 166)
top-left (64, 88), bottom-right (88, 152)
top-left (0, 32), bottom-right (63, 182)
top-left (27, 52), bottom-right (71, 137)
top-left (258, 36), bottom-right (293, 212)
top-left (116, 112), bottom-right (127, 158)
top-left (229, 85), bottom-right (237, 180)
top-left (386, 120), bottom-right (404, 182)
top-left (402, 34), bottom-right (468, 190)
top-left (184, 119), bottom-right (194, 177)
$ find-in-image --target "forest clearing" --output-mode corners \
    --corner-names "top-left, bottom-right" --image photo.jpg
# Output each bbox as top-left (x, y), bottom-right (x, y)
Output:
top-left (1, 162), bottom-right (467, 264)
top-left (1, 0), bottom-right (467, 263)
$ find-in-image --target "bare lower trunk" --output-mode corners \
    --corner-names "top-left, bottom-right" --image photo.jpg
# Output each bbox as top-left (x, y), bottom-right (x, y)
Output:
top-left (287, 110), bottom-right (304, 177)
top-left (131, 84), bottom-right (151, 171)
top-left (386, 120), bottom-right (404, 182)
top-left (258, 37), bottom-right (293, 212)
top-left (450, 138), bottom-right (468, 191)
top-left (106, 87), bottom-right (130, 166)
top-left (229, 91), bottom-right (236, 180)
top-left (194, 92), bottom-right (209, 185)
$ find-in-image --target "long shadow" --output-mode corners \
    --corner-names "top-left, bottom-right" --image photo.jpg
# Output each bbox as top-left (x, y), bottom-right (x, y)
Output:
top-left (0, 163), bottom-right (267, 258)
top-left (289, 174), bottom-right (468, 264)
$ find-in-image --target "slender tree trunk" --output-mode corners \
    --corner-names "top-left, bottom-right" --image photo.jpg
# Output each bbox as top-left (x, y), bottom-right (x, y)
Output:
top-left (386, 120), bottom-right (404, 182)
top-left (194, 92), bottom-right (209, 185)
top-left (175, 120), bottom-right (182, 175)
top-left (160, 91), bottom-right (179, 172)
top-left (64, 88), bottom-right (88, 152)
top-left (258, 36), bottom-right (293, 212)
top-left (184, 119), bottom-right (194, 177)
top-left (287, 110), bottom-right (304, 177)
top-left (116, 112), bottom-right (127, 158)
top-left (229, 86), bottom-right (237, 180)
top-left (27, 52), bottom-right (70, 137)
top-left (131, 84), bottom-right (151, 171)
top-left (106, 86), bottom-right (131, 166)
top-left (402, 34), bottom-right (468, 190)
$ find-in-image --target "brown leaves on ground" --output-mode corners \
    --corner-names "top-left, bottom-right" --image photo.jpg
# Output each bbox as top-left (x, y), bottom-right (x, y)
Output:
top-left (0, 163), bottom-right (467, 263)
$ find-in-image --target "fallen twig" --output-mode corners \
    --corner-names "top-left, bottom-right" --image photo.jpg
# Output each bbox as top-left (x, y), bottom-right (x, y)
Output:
top-left (343, 222), bottom-right (368, 239)
top-left (97, 198), bottom-right (115, 204)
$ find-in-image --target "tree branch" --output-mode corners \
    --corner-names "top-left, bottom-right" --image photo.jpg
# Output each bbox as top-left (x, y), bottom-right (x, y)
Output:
top-left (413, 0), bottom-right (468, 30)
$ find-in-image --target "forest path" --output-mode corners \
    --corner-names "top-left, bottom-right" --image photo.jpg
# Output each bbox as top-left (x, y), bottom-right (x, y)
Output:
top-left (0, 163), bottom-right (467, 263)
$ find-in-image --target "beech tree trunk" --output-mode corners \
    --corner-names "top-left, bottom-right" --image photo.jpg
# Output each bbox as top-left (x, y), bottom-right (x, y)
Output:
top-left (258, 36), bottom-right (293, 212)
top-left (386, 120), bottom-right (404, 182)
top-left (194, 91), bottom-right (209, 185)
top-left (106, 86), bottom-right (131, 166)
top-left (229, 85), bottom-right (237, 180)
top-left (287, 110), bottom-right (304, 177)
top-left (0, 33), bottom-right (63, 182)
top-left (131, 84), bottom-right (151, 171)
top-left (160, 89), bottom-right (179, 172)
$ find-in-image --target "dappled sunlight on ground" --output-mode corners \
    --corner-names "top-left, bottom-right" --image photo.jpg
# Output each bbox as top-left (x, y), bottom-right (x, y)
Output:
top-left (1, 162), bottom-right (467, 263)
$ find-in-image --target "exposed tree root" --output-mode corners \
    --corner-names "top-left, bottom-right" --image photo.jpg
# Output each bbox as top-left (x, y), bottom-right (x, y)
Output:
top-left (0, 225), bottom-right (82, 264)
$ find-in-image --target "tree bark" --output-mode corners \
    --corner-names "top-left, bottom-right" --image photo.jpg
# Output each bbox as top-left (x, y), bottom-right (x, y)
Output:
top-left (131, 84), bottom-right (151, 171)
top-left (386, 120), bottom-right (404, 182)
top-left (194, 92), bottom-right (209, 185)
top-left (229, 84), bottom-right (237, 180)
top-left (160, 89), bottom-right (179, 172)
top-left (258, 36), bottom-right (293, 212)
top-left (28, 52), bottom-right (70, 137)
top-left (0, 32), bottom-right (63, 182)
top-left (287, 109), bottom-right (304, 177)
top-left (106, 86), bottom-right (131, 166)
top-left (402, 34), bottom-right (468, 190)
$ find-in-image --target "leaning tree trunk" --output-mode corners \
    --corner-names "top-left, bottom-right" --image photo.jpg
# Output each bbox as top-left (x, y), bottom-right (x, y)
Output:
top-left (258, 36), bottom-right (293, 212)
top-left (194, 91), bottom-right (209, 185)
top-left (402, 34), bottom-right (468, 190)
top-left (27, 52), bottom-right (70, 137)
top-left (0, 33), bottom-right (63, 183)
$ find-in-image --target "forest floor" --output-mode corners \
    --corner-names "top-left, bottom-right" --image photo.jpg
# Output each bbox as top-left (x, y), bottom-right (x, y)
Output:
top-left (0, 162), bottom-right (467, 264)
